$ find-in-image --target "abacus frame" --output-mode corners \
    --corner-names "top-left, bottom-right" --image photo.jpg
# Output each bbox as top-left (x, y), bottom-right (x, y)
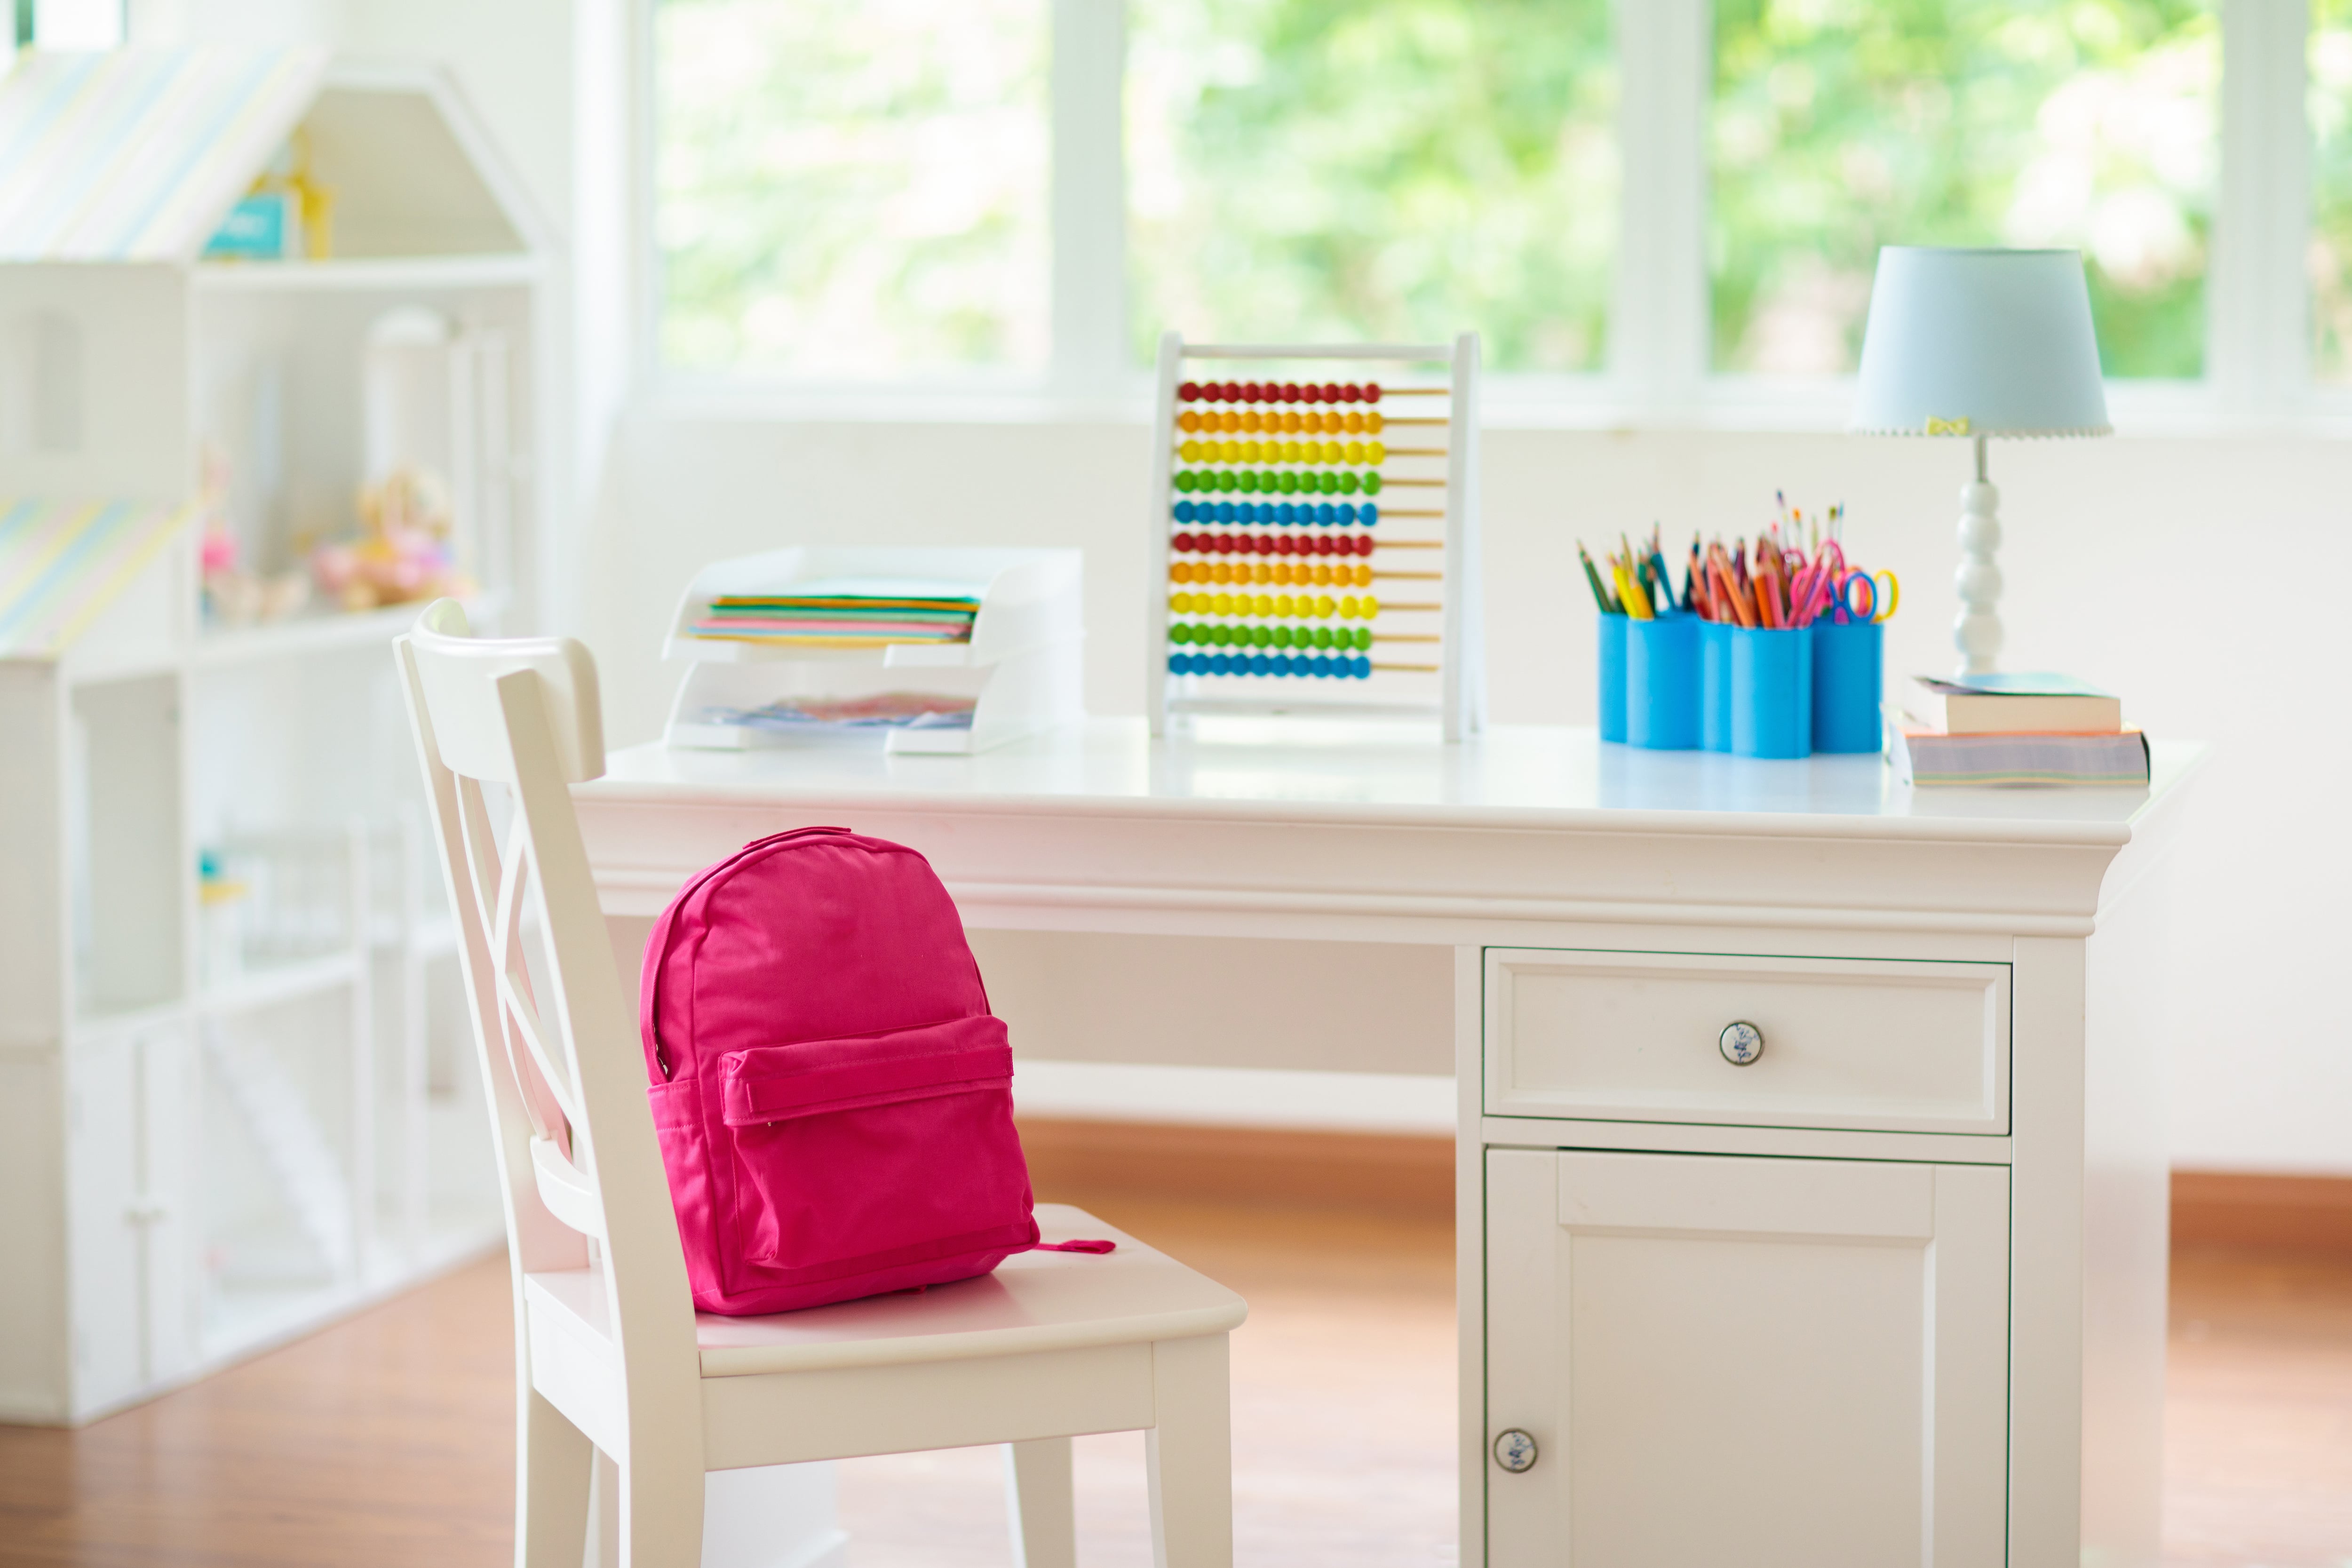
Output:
top-left (1143, 333), bottom-right (1486, 742)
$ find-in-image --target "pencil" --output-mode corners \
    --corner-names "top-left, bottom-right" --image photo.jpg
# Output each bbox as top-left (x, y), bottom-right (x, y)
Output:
top-left (1577, 543), bottom-right (1621, 614)
top-left (1613, 557), bottom-right (1654, 620)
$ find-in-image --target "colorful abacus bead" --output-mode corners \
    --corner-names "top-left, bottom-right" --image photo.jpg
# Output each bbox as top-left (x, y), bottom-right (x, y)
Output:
top-left (1170, 528), bottom-right (1375, 558)
top-left (1167, 650), bottom-right (1371, 679)
top-left (1177, 380), bottom-right (1380, 407)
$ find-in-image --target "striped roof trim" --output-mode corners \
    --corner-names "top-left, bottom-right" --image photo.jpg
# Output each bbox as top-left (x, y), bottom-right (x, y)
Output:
top-left (0, 497), bottom-right (194, 657)
top-left (0, 46), bottom-right (326, 262)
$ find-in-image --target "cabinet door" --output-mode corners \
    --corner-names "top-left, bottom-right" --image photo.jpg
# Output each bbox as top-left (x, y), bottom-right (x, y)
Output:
top-left (140, 1024), bottom-right (197, 1384)
top-left (1485, 1148), bottom-right (2008, 1568)
top-left (66, 1032), bottom-right (143, 1416)
top-left (67, 1024), bottom-right (196, 1417)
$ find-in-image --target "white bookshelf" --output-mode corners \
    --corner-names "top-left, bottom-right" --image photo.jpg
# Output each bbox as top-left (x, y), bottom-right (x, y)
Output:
top-left (0, 48), bottom-right (546, 1423)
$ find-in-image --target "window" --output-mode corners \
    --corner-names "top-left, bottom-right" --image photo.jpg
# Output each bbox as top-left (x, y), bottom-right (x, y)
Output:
top-left (655, 0), bottom-right (1050, 376)
top-left (2314, 0), bottom-right (2352, 380)
top-left (1710, 0), bottom-right (2217, 379)
top-left (16, 0), bottom-right (124, 48)
top-left (1125, 0), bottom-right (1617, 372)
top-left (646, 0), bottom-right (2352, 418)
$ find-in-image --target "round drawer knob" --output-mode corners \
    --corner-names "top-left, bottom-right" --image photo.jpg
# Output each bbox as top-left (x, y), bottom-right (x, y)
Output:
top-left (1493, 1428), bottom-right (1539, 1473)
top-left (1719, 1020), bottom-right (1764, 1066)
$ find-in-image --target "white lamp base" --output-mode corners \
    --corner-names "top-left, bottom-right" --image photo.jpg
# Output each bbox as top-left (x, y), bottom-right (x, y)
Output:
top-left (1954, 436), bottom-right (2002, 676)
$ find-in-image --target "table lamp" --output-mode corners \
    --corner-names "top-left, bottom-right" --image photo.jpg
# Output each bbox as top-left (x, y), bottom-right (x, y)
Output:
top-left (1849, 247), bottom-right (2110, 675)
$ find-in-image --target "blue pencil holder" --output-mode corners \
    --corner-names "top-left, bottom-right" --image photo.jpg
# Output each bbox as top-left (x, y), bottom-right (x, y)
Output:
top-left (1729, 625), bottom-right (1813, 759)
top-left (1810, 616), bottom-right (1884, 754)
top-left (1597, 614), bottom-right (1627, 744)
top-left (1626, 612), bottom-right (1700, 749)
top-left (1700, 619), bottom-right (1733, 753)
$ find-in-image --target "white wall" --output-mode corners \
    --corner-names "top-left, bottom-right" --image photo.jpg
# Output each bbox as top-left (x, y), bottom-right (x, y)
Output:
top-left (584, 412), bottom-right (2352, 1175)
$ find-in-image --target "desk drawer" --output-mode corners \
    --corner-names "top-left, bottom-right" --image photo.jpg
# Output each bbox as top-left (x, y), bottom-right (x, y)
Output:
top-left (1485, 947), bottom-right (2009, 1135)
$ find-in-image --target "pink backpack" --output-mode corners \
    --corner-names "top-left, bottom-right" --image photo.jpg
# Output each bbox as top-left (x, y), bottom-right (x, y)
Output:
top-left (640, 827), bottom-right (1080, 1315)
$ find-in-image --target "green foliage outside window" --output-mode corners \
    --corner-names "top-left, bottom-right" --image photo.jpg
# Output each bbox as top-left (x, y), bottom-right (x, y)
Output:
top-left (656, 0), bottom-right (1049, 375)
top-left (1711, 0), bottom-right (2217, 379)
top-left (1127, 0), bottom-right (1617, 372)
top-left (2312, 1), bottom-right (2352, 379)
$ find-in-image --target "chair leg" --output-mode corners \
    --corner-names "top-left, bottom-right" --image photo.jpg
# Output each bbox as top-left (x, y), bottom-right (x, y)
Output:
top-left (1005, 1437), bottom-right (1077, 1568)
top-left (618, 1446), bottom-right (707, 1568)
top-left (518, 1389), bottom-right (593, 1568)
top-left (1146, 1335), bottom-right (1234, 1568)
top-left (593, 1449), bottom-right (619, 1568)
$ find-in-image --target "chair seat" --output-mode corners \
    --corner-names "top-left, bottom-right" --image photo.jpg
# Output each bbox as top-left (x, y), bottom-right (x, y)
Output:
top-left (524, 1204), bottom-right (1247, 1381)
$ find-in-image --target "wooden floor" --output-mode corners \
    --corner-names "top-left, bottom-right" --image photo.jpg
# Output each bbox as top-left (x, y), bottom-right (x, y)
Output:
top-left (0, 1210), bottom-right (2346, 1567)
top-left (0, 1256), bottom-right (516, 1568)
top-left (2164, 1246), bottom-right (2352, 1567)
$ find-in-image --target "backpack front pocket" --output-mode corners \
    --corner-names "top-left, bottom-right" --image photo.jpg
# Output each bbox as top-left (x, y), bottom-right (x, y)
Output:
top-left (716, 1013), bottom-right (1035, 1282)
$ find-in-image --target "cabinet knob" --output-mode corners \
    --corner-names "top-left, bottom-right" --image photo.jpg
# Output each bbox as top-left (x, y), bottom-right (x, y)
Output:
top-left (1492, 1428), bottom-right (1539, 1473)
top-left (1718, 1020), bottom-right (1764, 1066)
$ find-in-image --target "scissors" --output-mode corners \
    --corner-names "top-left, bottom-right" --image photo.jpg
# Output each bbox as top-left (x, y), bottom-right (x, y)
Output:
top-left (1836, 569), bottom-right (1899, 623)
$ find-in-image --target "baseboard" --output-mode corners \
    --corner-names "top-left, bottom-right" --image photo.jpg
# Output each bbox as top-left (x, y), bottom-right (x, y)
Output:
top-left (2172, 1170), bottom-right (2352, 1255)
top-left (1017, 1116), bottom-right (1453, 1223)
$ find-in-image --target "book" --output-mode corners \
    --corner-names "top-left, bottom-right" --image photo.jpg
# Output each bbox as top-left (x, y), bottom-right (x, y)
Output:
top-left (1902, 672), bottom-right (2121, 735)
top-left (1886, 718), bottom-right (2150, 788)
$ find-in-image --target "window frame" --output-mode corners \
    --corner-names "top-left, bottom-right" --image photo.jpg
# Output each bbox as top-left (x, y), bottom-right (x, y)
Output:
top-left (637, 0), bottom-right (2352, 432)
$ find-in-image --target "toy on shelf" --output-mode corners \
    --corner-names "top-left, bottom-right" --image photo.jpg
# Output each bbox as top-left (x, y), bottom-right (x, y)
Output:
top-left (663, 547), bottom-right (1083, 756)
top-left (309, 466), bottom-right (473, 613)
top-left (201, 127), bottom-right (336, 262)
top-left (197, 445), bottom-right (309, 627)
top-left (196, 848), bottom-right (253, 988)
top-left (1145, 334), bottom-right (1484, 740)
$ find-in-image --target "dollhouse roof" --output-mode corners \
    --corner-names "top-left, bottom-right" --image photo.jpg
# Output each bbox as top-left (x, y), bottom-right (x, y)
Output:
top-left (0, 47), bottom-right (328, 263)
top-left (0, 45), bottom-right (546, 265)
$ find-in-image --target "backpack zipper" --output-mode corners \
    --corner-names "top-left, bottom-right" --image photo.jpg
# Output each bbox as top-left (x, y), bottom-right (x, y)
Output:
top-left (645, 826), bottom-right (854, 1081)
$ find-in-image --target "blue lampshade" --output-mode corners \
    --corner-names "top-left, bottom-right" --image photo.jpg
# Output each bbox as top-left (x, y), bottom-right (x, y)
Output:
top-left (1849, 247), bottom-right (2111, 438)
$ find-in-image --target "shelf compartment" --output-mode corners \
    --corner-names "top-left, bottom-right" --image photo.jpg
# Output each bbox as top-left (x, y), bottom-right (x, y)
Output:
top-left (196, 951), bottom-right (361, 1016)
top-left (68, 673), bottom-right (185, 1019)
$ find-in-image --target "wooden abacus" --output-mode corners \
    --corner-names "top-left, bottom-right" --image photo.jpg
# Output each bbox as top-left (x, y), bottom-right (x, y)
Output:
top-left (1144, 332), bottom-right (1486, 741)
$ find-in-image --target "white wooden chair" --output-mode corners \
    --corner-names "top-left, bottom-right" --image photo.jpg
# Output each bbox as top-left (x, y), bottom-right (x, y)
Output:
top-left (394, 600), bottom-right (1246, 1568)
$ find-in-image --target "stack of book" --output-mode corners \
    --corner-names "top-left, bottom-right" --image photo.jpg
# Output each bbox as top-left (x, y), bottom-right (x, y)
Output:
top-left (1887, 673), bottom-right (2149, 787)
top-left (686, 576), bottom-right (985, 648)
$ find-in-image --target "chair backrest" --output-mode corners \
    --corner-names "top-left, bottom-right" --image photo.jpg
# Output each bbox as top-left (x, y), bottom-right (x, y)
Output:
top-left (394, 600), bottom-right (702, 1454)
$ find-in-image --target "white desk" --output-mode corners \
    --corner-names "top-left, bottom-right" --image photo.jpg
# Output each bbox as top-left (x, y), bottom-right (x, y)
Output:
top-left (578, 717), bottom-right (2200, 1568)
